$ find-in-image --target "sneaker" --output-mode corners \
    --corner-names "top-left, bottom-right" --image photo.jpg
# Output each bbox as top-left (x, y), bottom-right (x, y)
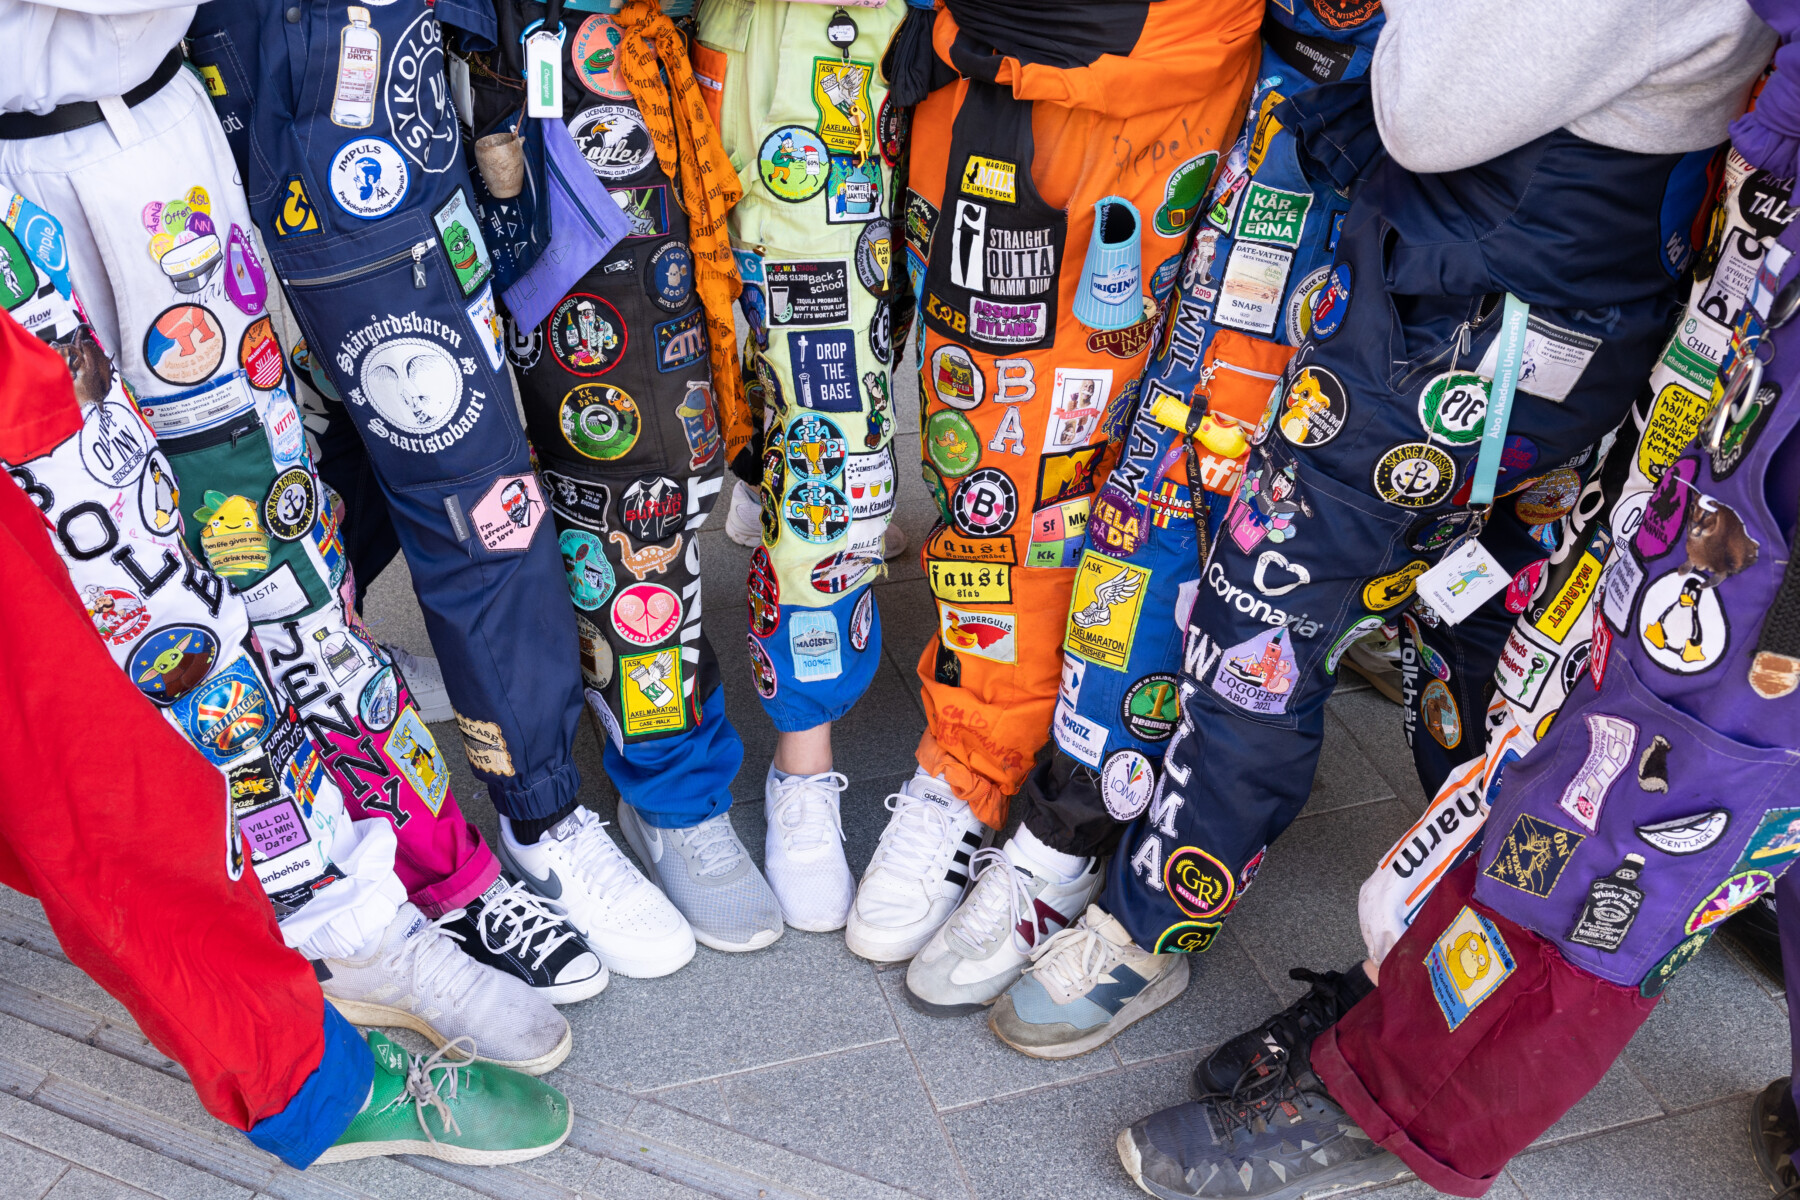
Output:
top-left (1750, 1077), bottom-right (1800, 1195)
top-left (764, 767), bottom-right (855, 932)
top-left (1340, 632), bottom-right (1402, 705)
top-left (882, 522), bottom-right (908, 561)
top-left (316, 1031), bottom-right (573, 1166)
top-left (383, 643), bottom-right (454, 723)
top-left (905, 846), bottom-right (1101, 1015)
top-left (724, 478), bottom-right (762, 547)
top-left (319, 904), bottom-right (572, 1076)
top-left (616, 802), bottom-right (785, 953)
top-left (989, 905), bottom-right (1189, 1059)
top-left (498, 808), bottom-right (696, 979)
top-left (441, 876), bottom-right (607, 1005)
top-left (844, 770), bottom-right (991, 963)
top-left (1190, 966), bottom-right (1368, 1098)
top-left (1116, 1044), bottom-right (1404, 1199)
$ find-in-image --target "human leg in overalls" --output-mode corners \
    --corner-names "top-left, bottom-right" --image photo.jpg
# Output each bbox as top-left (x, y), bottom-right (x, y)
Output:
top-left (833, 0), bottom-right (1263, 966)
top-left (6, 31), bottom-right (606, 1011)
top-left (184, 0), bottom-right (594, 858)
top-left (903, 1), bottom-right (1385, 1029)
top-left (0, 206), bottom-right (573, 1070)
top-left (472, 0), bottom-right (780, 966)
top-left (695, 0), bottom-right (908, 936)
top-left (1050, 131), bottom-right (1713, 1077)
top-left (1119, 213), bottom-right (1800, 1200)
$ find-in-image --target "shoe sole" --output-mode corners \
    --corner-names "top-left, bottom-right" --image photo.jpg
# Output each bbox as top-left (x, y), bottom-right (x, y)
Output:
top-left (993, 955), bottom-right (1191, 1060)
top-left (900, 984), bottom-right (992, 1018)
top-left (325, 997), bottom-right (573, 1077)
top-left (597, 939), bottom-right (698, 979)
top-left (315, 1102), bottom-right (574, 1166)
top-left (539, 969), bottom-right (610, 1005)
top-left (844, 924), bottom-right (932, 964)
top-left (694, 925), bottom-right (784, 953)
top-left (1118, 1127), bottom-right (1408, 1200)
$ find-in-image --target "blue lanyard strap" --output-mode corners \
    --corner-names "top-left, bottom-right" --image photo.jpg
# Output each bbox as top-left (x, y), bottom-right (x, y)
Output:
top-left (1471, 292), bottom-right (1529, 509)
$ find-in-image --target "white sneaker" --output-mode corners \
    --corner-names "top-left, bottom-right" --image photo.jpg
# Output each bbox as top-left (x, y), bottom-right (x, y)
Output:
top-left (881, 523), bottom-right (908, 561)
top-left (844, 770), bottom-right (991, 963)
top-left (764, 767), bottom-right (854, 932)
top-left (724, 478), bottom-right (762, 548)
top-left (383, 643), bottom-right (454, 723)
top-left (498, 808), bottom-right (696, 979)
top-left (905, 845), bottom-right (1101, 1015)
top-left (320, 903), bottom-right (572, 1076)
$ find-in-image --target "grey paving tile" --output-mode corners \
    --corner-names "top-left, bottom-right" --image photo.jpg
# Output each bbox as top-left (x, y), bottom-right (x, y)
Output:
top-left (713, 1041), bottom-right (968, 1200)
top-left (557, 929), bottom-right (896, 1092)
top-left (0, 1015), bottom-right (214, 1133)
top-left (0, 886), bottom-right (49, 922)
top-left (1507, 1098), bottom-right (1768, 1200)
top-left (1347, 1172), bottom-right (1527, 1200)
top-left (621, 1102), bottom-right (917, 1200)
top-left (0, 1131), bottom-right (73, 1200)
top-left (579, 1158), bottom-right (718, 1199)
top-left (0, 941), bottom-right (135, 1028)
top-left (308, 1156), bottom-right (491, 1199)
top-left (1111, 929), bottom-right (1285, 1066)
top-left (640, 1082), bottom-right (728, 1124)
top-left (944, 1054), bottom-right (1197, 1200)
top-left (876, 965), bottom-right (1119, 1112)
top-left (1329, 688), bottom-right (1430, 815)
top-left (505, 1143), bottom-right (604, 1197)
top-left (42, 1168), bottom-right (156, 1200)
top-left (1225, 799), bottom-right (1415, 1004)
top-left (1303, 708), bottom-right (1399, 817)
top-left (1533, 1060), bottom-right (1664, 1146)
top-left (0, 1092), bottom-right (251, 1200)
top-left (553, 1075), bottom-right (642, 1127)
top-left (1622, 940), bottom-right (1790, 1110)
top-left (873, 576), bottom-right (937, 699)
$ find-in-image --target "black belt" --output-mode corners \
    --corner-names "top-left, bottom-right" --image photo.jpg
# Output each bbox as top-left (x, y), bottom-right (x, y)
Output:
top-left (0, 48), bottom-right (186, 141)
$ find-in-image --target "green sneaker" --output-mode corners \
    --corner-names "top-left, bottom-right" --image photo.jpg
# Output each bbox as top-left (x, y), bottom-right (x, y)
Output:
top-left (316, 1032), bottom-right (573, 1166)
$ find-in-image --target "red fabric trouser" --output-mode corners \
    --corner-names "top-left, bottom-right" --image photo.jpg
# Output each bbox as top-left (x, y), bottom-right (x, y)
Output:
top-left (1314, 860), bottom-right (1657, 1197)
top-left (0, 467), bottom-right (326, 1133)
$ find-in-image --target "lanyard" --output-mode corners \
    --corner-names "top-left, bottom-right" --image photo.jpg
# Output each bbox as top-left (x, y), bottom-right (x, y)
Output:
top-left (1471, 292), bottom-right (1529, 509)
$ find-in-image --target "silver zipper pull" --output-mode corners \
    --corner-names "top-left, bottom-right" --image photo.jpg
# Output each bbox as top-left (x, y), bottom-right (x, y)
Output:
top-left (412, 241), bottom-right (429, 289)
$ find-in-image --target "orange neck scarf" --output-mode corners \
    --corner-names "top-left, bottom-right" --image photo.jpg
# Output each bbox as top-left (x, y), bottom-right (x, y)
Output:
top-left (614, 1), bottom-right (750, 463)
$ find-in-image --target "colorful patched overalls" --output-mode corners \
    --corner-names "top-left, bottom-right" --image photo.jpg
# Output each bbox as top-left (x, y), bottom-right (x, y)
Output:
top-left (488, 0), bottom-right (745, 829)
top-left (1102, 111), bottom-right (1721, 954)
top-left (903, 0), bottom-right (1263, 832)
top-left (188, 0), bottom-right (591, 824)
top-left (1020, 0), bottom-right (1384, 875)
top-left (696, 0), bottom-right (908, 732)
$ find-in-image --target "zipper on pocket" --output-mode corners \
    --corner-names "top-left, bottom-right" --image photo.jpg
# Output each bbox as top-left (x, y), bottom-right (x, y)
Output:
top-left (285, 239), bottom-right (434, 288)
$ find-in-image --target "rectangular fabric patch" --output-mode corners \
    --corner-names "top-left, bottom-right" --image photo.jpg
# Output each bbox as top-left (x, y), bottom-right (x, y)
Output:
top-left (1425, 905), bottom-right (1516, 1030)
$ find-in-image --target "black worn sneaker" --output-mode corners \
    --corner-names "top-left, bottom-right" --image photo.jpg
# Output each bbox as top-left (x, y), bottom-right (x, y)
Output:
top-left (1723, 894), bottom-right (1781, 983)
top-left (1750, 1077), bottom-right (1800, 1196)
top-left (1119, 1044), bottom-right (1405, 1200)
top-left (442, 877), bottom-right (608, 1005)
top-left (1192, 966), bottom-right (1370, 1098)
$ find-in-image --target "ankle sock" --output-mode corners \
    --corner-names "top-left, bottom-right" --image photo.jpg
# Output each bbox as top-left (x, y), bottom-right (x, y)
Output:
top-left (1007, 825), bottom-right (1090, 884)
top-left (509, 801), bottom-right (580, 846)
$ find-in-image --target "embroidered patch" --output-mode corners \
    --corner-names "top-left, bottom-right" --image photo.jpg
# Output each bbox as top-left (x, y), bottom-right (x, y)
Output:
top-left (1425, 906), bottom-right (1515, 1030)
top-left (1483, 813), bottom-right (1584, 897)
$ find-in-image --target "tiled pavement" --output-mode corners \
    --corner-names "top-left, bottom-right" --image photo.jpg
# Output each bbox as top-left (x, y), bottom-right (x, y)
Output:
top-left (0, 352), bottom-right (1787, 1200)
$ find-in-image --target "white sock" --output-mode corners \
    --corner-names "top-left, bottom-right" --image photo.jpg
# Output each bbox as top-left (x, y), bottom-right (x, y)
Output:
top-left (1006, 825), bottom-right (1090, 884)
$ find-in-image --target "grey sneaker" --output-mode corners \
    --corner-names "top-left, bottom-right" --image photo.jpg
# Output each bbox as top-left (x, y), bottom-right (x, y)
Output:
top-left (320, 903), bottom-right (572, 1076)
top-left (616, 803), bottom-right (784, 953)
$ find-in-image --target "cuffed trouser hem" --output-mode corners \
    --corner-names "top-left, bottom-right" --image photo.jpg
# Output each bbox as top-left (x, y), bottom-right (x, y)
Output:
top-left (489, 760), bottom-right (584, 823)
top-left (915, 729), bottom-right (1010, 832)
top-left (244, 1004), bottom-right (373, 1170)
top-left (408, 834), bottom-right (502, 918)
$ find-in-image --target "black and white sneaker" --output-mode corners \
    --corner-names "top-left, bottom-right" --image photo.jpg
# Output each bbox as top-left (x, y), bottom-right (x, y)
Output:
top-left (1191, 965), bottom-right (1371, 1097)
top-left (442, 877), bottom-right (608, 1005)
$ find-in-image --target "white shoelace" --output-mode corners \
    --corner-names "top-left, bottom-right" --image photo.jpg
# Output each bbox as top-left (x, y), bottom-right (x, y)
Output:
top-left (949, 847), bottom-right (1034, 952)
top-left (869, 790), bottom-right (958, 881)
top-left (557, 807), bottom-right (656, 901)
top-left (396, 1037), bottom-right (476, 1141)
top-left (384, 914), bottom-right (488, 1010)
top-left (1026, 918), bottom-right (1115, 997)
top-left (475, 879), bottom-right (577, 970)
top-left (683, 812), bottom-right (746, 877)
top-left (768, 771), bottom-right (848, 856)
